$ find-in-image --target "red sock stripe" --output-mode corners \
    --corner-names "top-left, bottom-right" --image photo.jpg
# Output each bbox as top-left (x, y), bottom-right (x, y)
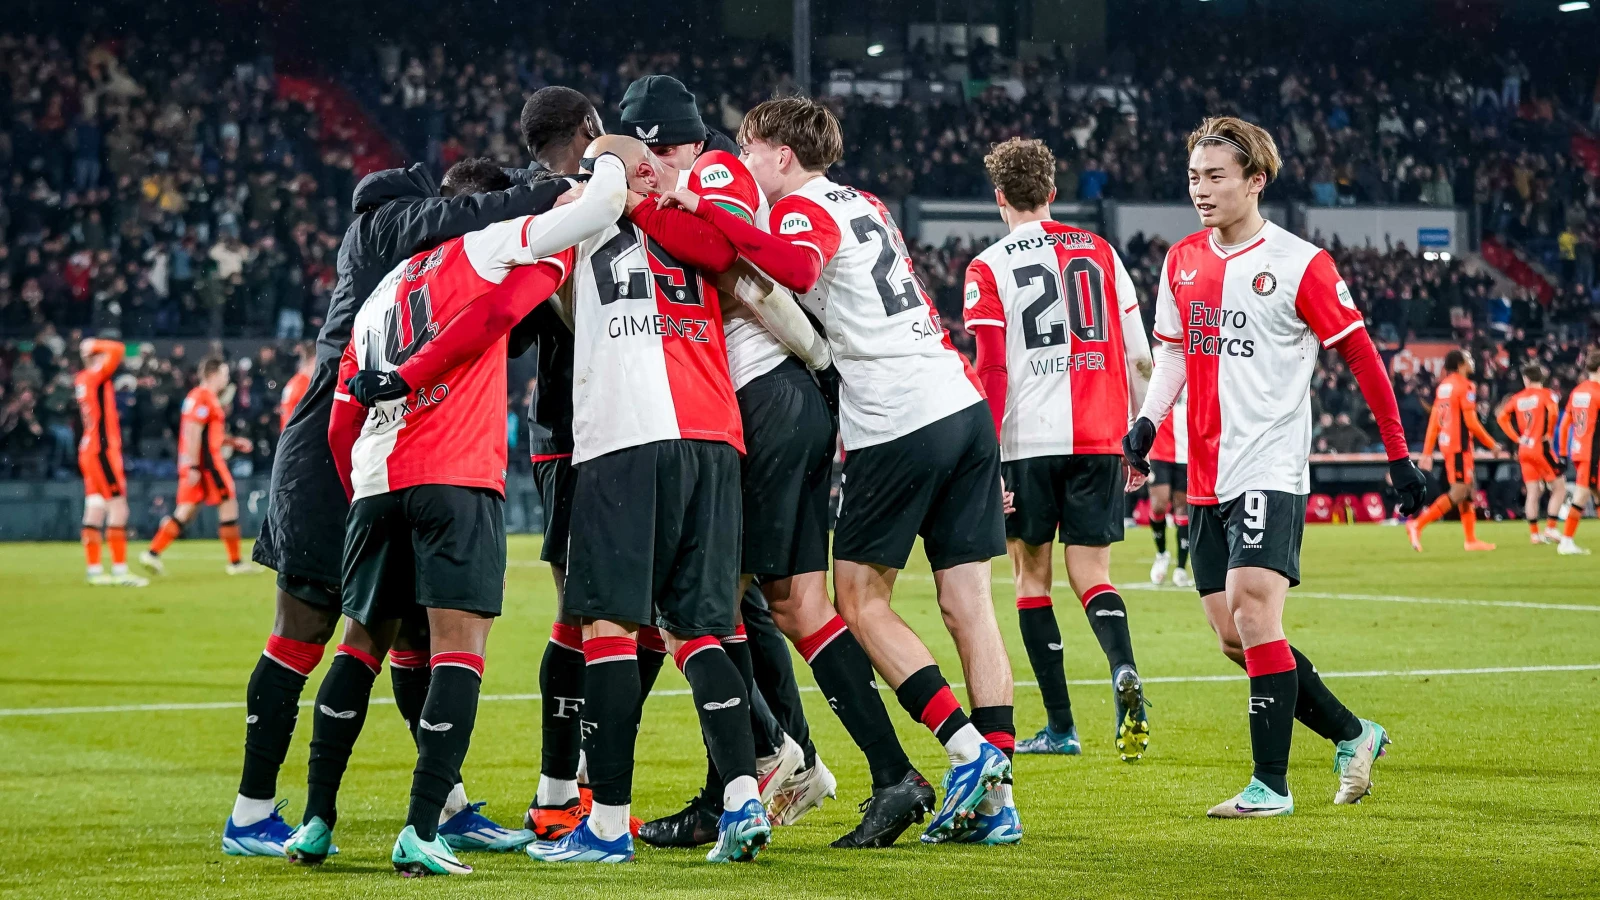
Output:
top-left (919, 686), bottom-right (962, 735)
top-left (636, 626), bottom-right (667, 654)
top-left (1173, 515), bottom-right (1189, 526)
top-left (431, 651), bottom-right (485, 678)
top-left (1016, 595), bottom-right (1053, 610)
top-left (983, 730), bottom-right (1016, 753)
top-left (674, 635), bottom-right (722, 670)
top-left (550, 623), bottom-right (583, 652)
top-left (583, 637), bottom-right (637, 665)
top-left (721, 624), bottom-right (748, 644)
top-left (1243, 639), bottom-right (1295, 677)
top-left (335, 643), bottom-right (381, 674)
top-left (388, 649), bottom-right (429, 669)
top-left (1079, 583), bottom-right (1117, 609)
top-left (264, 635), bottom-right (325, 676)
top-left (795, 615), bottom-right (847, 664)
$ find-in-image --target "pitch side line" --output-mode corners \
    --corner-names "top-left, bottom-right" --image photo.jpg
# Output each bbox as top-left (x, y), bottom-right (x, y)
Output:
top-left (5, 663), bottom-right (1597, 718)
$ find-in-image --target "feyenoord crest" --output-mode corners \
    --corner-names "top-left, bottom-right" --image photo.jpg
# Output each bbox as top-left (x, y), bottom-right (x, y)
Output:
top-left (1251, 271), bottom-right (1277, 296)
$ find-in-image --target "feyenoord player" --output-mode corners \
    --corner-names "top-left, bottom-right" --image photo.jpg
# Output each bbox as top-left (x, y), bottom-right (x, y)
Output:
top-left (139, 358), bottom-right (255, 575)
top-left (527, 136), bottom-right (771, 866)
top-left (963, 138), bottom-right (1152, 762)
top-left (673, 98), bottom-right (1016, 845)
top-left (1494, 363), bottom-right (1566, 544)
top-left (1149, 389), bottom-right (1192, 587)
top-left (74, 338), bottom-right (145, 587)
top-left (1122, 117), bottom-right (1428, 817)
top-left (1408, 350), bottom-right (1503, 552)
top-left (1555, 351), bottom-right (1600, 554)
top-left (282, 155), bottom-right (627, 876)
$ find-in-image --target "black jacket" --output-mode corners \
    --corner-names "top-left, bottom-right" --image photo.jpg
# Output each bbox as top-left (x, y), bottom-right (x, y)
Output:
top-left (254, 164), bottom-right (571, 583)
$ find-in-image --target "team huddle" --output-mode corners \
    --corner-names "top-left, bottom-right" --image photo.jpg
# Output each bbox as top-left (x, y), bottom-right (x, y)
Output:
top-left (73, 77), bottom-right (1449, 874)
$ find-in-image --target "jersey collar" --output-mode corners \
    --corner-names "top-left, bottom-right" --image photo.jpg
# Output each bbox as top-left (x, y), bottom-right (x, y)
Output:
top-left (1207, 220), bottom-right (1272, 261)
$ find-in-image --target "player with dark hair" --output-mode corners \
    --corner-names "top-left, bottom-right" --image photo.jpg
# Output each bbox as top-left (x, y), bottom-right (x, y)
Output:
top-left (1123, 115), bottom-right (1428, 817)
top-left (1495, 362), bottom-right (1566, 544)
top-left (1408, 349), bottom-right (1502, 552)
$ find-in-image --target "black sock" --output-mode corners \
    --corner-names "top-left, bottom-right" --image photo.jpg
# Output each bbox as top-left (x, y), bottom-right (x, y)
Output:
top-left (1291, 646), bottom-right (1362, 743)
top-left (799, 620), bottom-right (912, 789)
top-left (304, 651), bottom-right (379, 827)
top-left (1245, 644), bottom-right (1298, 797)
top-left (633, 628), bottom-right (667, 727)
top-left (745, 599), bottom-right (816, 768)
top-left (584, 637), bottom-right (641, 807)
top-left (390, 661), bottom-right (431, 745)
top-left (238, 655), bottom-right (310, 801)
top-left (1151, 517), bottom-right (1167, 554)
top-left (970, 705), bottom-right (1016, 784)
top-left (894, 664), bottom-right (970, 745)
top-left (1082, 585), bottom-right (1136, 674)
top-left (681, 641), bottom-right (757, 801)
top-left (407, 660), bottom-right (482, 841)
top-left (1176, 516), bottom-right (1190, 569)
top-left (722, 633), bottom-right (778, 757)
top-left (1016, 598), bottom-right (1073, 734)
top-left (540, 632), bottom-right (585, 782)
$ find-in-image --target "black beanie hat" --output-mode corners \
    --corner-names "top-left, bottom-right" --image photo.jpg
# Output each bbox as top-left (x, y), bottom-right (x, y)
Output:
top-left (619, 75), bottom-right (706, 147)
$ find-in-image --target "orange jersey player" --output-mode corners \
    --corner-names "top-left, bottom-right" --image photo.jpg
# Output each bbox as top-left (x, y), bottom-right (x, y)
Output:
top-left (1409, 349), bottom-right (1502, 552)
top-left (1495, 362), bottom-right (1566, 544)
top-left (279, 342), bottom-right (314, 431)
top-left (74, 338), bottom-right (144, 586)
top-left (1555, 350), bottom-right (1600, 555)
top-left (140, 357), bottom-right (258, 575)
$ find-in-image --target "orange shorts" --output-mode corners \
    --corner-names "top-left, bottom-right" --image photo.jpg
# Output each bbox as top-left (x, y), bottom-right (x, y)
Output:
top-left (1574, 458), bottom-right (1598, 493)
top-left (80, 449), bottom-right (126, 498)
top-left (1441, 453), bottom-right (1473, 485)
top-left (1518, 450), bottom-right (1560, 484)
top-left (177, 462), bottom-right (235, 506)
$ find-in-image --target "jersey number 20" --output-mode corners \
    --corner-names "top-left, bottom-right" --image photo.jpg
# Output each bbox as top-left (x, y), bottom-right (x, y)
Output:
top-left (1014, 258), bottom-right (1106, 349)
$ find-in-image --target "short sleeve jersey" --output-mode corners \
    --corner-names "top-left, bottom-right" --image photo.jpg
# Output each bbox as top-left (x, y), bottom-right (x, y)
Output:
top-left (1565, 380), bottom-right (1600, 462)
top-left (179, 386), bottom-right (226, 472)
top-left (1152, 221), bottom-right (1363, 504)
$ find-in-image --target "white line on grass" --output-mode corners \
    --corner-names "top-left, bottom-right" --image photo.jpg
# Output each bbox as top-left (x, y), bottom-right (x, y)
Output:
top-left (4, 663), bottom-right (1596, 718)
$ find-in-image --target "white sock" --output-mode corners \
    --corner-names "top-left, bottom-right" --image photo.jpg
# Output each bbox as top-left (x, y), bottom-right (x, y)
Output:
top-left (943, 722), bottom-right (984, 766)
top-left (438, 782), bottom-right (469, 824)
top-left (536, 775), bottom-right (580, 807)
top-left (976, 782), bottom-right (1012, 815)
top-left (112, 563), bottom-right (128, 575)
top-left (589, 802), bottom-right (631, 841)
top-left (87, 564), bottom-right (103, 576)
top-left (722, 774), bottom-right (759, 813)
top-left (231, 794), bottom-right (275, 827)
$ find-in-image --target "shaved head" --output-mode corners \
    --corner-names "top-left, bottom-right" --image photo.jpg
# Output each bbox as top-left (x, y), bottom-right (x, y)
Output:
top-left (586, 134), bottom-right (671, 193)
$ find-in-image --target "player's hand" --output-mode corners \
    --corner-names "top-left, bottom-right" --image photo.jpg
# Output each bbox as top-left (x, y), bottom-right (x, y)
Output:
top-left (346, 370), bottom-right (411, 406)
top-left (1001, 477), bottom-right (1015, 515)
top-left (1388, 457), bottom-right (1429, 517)
top-left (656, 189), bottom-right (701, 215)
top-left (1122, 417), bottom-right (1156, 477)
top-left (231, 436), bottom-right (254, 454)
top-left (1417, 454), bottom-right (1434, 472)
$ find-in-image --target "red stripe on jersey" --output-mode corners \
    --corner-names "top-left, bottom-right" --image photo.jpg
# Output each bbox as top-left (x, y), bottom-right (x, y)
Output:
top-left (1152, 414), bottom-right (1177, 462)
top-left (1183, 253), bottom-right (1226, 505)
top-left (645, 240), bottom-right (746, 453)
top-left (1051, 229), bottom-right (1130, 456)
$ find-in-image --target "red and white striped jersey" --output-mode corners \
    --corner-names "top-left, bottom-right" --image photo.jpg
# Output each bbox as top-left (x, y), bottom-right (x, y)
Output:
top-left (1151, 389), bottom-right (1188, 464)
top-left (1152, 221), bottom-right (1363, 504)
top-left (963, 220), bottom-right (1144, 459)
top-left (339, 219), bottom-right (571, 500)
top-left (566, 215), bottom-right (743, 464)
top-left (768, 177), bottom-right (981, 449)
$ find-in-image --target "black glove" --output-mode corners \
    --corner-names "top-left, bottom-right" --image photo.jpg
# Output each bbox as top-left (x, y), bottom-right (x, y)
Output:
top-left (346, 370), bottom-right (411, 406)
top-left (1122, 417), bottom-right (1156, 476)
top-left (1388, 457), bottom-right (1428, 517)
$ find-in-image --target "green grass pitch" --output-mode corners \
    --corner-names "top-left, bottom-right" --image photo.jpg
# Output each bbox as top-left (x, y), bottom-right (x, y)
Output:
top-left (2, 522), bottom-right (1597, 898)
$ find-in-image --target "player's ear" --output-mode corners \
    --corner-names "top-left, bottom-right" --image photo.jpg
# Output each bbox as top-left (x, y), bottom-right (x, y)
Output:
top-left (1047, 187), bottom-right (1057, 205)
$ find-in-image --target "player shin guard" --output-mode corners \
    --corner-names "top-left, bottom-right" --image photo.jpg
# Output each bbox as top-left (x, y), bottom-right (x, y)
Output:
top-left (1150, 517), bottom-right (1167, 554)
top-left (106, 526), bottom-right (128, 568)
top-left (406, 653), bottom-right (483, 842)
top-left (1016, 596), bottom-right (1074, 734)
top-left (721, 626), bottom-right (777, 757)
top-left (895, 665), bottom-right (981, 766)
top-left (82, 526), bottom-right (102, 572)
top-left (1459, 502), bottom-right (1479, 543)
top-left (239, 636), bottom-right (326, 803)
top-left (219, 520), bottom-right (242, 565)
top-left (303, 645), bottom-right (380, 827)
top-left (677, 637), bottom-right (759, 812)
top-left (1243, 640), bottom-right (1298, 796)
top-left (540, 624), bottom-right (585, 784)
top-left (1081, 584), bottom-right (1136, 674)
top-left (1289, 647), bottom-right (1361, 743)
top-left (797, 615), bottom-right (912, 789)
top-left (1175, 514), bottom-right (1191, 569)
top-left (388, 649), bottom-right (431, 742)
top-left (149, 516), bottom-right (182, 555)
top-left (970, 706), bottom-right (1016, 813)
top-left (583, 635), bottom-right (641, 835)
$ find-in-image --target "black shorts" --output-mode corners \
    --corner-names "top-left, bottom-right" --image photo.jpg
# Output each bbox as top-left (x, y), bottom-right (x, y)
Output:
top-left (341, 485), bottom-right (507, 626)
top-left (1003, 454), bottom-right (1125, 547)
top-left (1151, 460), bottom-right (1188, 492)
top-left (277, 572), bottom-right (341, 610)
top-left (564, 439), bottom-right (742, 638)
top-left (738, 357), bottom-right (835, 579)
top-left (531, 456), bottom-right (576, 568)
top-left (1190, 490), bottom-right (1307, 596)
top-left (833, 400), bottom-right (1007, 571)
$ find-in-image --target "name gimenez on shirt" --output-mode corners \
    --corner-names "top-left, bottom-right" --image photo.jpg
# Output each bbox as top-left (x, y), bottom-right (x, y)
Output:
top-left (1186, 303), bottom-right (1257, 359)
top-left (608, 313), bottom-right (712, 343)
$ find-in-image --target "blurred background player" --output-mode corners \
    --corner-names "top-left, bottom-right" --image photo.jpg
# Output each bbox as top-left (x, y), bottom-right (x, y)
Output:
top-left (140, 357), bottom-right (255, 575)
top-left (1149, 389), bottom-right (1191, 587)
top-left (75, 338), bottom-right (145, 587)
top-left (1556, 351), bottom-right (1600, 555)
top-left (1408, 350), bottom-right (1503, 552)
top-left (279, 342), bottom-right (315, 432)
top-left (963, 137), bottom-right (1152, 763)
top-left (1494, 363), bottom-right (1565, 544)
